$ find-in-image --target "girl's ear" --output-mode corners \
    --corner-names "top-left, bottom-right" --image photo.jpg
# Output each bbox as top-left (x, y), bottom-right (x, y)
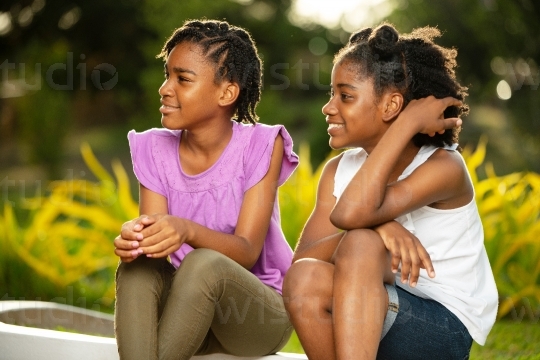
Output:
top-left (381, 92), bottom-right (404, 122)
top-left (219, 81), bottom-right (240, 107)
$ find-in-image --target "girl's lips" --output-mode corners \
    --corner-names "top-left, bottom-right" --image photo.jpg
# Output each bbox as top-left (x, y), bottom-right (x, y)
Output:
top-left (159, 105), bottom-right (180, 114)
top-left (327, 123), bottom-right (344, 135)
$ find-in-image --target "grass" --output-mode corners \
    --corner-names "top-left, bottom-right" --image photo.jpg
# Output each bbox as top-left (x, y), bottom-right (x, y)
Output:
top-left (281, 320), bottom-right (540, 359)
top-left (470, 320), bottom-right (540, 359)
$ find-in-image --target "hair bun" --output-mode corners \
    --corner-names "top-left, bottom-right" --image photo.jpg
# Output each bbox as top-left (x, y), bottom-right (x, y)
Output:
top-left (349, 28), bottom-right (372, 45)
top-left (218, 22), bottom-right (229, 35)
top-left (368, 24), bottom-right (399, 58)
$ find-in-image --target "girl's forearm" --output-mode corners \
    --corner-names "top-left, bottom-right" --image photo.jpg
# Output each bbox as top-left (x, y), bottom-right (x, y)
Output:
top-left (182, 217), bottom-right (264, 269)
top-left (330, 116), bottom-right (417, 229)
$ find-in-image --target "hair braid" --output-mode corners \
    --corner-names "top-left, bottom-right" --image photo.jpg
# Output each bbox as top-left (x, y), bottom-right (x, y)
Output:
top-left (157, 20), bottom-right (262, 124)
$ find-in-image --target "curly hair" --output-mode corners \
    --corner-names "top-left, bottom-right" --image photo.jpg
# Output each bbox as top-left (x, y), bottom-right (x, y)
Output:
top-left (157, 20), bottom-right (262, 124)
top-left (334, 23), bottom-right (469, 148)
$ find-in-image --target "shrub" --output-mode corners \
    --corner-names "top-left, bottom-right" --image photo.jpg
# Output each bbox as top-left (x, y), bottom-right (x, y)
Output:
top-left (464, 138), bottom-right (540, 319)
top-left (1, 143), bottom-right (137, 304)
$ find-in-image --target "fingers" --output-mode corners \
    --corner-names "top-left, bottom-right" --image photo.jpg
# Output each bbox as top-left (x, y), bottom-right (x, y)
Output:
top-left (134, 219), bottom-right (183, 258)
top-left (120, 215), bottom-right (159, 240)
top-left (417, 244), bottom-right (435, 278)
top-left (389, 244), bottom-right (401, 274)
top-left (397, 240), bottom-right (411, 284)
top-left (407, 247), bottom-right (422, 287)
top-left (139, 215), bottom-right (158, 227)
top-left (114, 235), bottom-right (143, 259)
top-left (402, 239), bottom-right (435, 287)
top-left (441, 96), bottom-right (463, 108)
top-left (376, 221), bottom-right (436, 288)
top-left (443, 117), bottom-right (462, 129)
top-left (115, 215), bottom-right (166, 261)
top-left (121, 219), bottom-right (143, 240)
top-left (138, 233), bottom-right (180, 258)
top-left (389, 237), bottom-right (434, 288)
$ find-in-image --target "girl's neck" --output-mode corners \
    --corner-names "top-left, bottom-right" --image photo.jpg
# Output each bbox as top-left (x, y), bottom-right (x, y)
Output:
top-left (179, 119), bottom-right (234, 175)
top-left (181, 119), bottom-right (233, 154)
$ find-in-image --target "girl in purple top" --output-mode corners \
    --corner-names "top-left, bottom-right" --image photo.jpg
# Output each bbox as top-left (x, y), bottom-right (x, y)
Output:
top-left (113, 20), bottom-right (298, 360)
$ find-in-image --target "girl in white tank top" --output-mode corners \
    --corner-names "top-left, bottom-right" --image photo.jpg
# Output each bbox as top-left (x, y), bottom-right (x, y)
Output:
top-left (283, 23), bottom-right (497, 360)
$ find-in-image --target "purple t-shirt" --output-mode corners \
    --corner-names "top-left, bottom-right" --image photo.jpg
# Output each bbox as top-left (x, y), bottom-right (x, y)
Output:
top-left (128, 121), bottom-right (299, 293)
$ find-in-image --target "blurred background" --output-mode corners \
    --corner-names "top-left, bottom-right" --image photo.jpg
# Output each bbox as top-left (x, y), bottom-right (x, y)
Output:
top-left (1, 0), bottom-right (539, 180)
top-left (0, 0), bottom-right (539, 357)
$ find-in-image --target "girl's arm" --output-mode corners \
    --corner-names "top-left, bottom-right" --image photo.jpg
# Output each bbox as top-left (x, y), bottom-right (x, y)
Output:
top-left (330, 96), bottom-right (471, 230)
top-left (292, 153), bottom-right (434, 286)
top-left (114, 135), bottom-right (284, 270)
top-left (292, 155), bottom-right (343, 263)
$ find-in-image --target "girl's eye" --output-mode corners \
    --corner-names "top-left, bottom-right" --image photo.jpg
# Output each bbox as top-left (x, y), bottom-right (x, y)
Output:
top-left (341, 93), bottom-right (352, 100)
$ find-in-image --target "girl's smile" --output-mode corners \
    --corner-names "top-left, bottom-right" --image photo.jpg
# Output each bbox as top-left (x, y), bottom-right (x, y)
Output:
top-left (326, 122), bottom-right (344, 135)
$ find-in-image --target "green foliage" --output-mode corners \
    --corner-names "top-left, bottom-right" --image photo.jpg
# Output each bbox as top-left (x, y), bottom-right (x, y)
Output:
top-left (278, 143), bottom-right (334, 247)
top-left (464, 138), bottom-right (540, 319)
top-left (0, 143), bottom-right (137, 307)
top-left (470, 320), bottom-right (540, 359)
top-left (13, 87), bottom-right (69, 178)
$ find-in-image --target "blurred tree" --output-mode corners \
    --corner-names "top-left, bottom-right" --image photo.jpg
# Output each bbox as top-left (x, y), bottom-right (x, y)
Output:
top-left (0, 0), bottom-right (350, 174)
top-left (385, 0), bottom-right (540, 173)
top-left (0, 0), bottom-right (156, 177)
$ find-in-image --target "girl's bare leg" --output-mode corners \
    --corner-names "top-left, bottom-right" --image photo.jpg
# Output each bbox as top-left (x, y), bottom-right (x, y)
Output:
top-left (283, 259), bottom-right (336, 360)
top-left (332, 229), bottom-right (393, 360)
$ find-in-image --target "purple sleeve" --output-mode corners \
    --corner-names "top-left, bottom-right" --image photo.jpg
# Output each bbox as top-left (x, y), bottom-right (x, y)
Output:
top-left (245, 124), bottom-right (299, 190)
top-left (127, 130), bottom-right (167, 197)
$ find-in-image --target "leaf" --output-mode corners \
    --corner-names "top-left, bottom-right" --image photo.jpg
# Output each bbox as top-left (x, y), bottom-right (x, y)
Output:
top-left (80, 142), bottom-right (115, 183)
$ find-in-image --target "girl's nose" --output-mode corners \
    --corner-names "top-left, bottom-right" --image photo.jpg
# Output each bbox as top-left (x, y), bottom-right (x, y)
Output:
top-left (158, 79), bottom-right (172, 97)
top-left (322, 98), bottom-right (337, 116)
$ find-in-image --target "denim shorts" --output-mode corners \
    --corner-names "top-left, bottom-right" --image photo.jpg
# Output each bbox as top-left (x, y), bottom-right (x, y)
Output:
top-left (378, 285), bottom-right (473, 360)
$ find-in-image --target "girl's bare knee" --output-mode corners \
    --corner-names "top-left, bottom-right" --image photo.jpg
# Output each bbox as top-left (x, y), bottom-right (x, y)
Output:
top-left (284, 259), bottom-right (319, 297)
top-left (333, 229), bottom-right (387, 266)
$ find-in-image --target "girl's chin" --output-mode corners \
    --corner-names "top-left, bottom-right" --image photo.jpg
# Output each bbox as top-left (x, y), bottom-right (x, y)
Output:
top-left (161, 117), bottom-right (182, 130)
top-left (328, 137), bottom-right (347, 150)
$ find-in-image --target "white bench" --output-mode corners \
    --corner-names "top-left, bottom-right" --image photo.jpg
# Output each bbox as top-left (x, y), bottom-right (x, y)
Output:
top-left (0, 301), bottom-right (306, 360)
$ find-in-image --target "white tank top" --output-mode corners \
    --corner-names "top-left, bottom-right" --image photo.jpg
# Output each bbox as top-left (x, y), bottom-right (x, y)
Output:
top-left (333, 145), bottom-right (498, 345)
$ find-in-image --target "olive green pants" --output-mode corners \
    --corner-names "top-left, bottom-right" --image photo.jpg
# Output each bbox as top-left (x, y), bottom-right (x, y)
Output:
top-left (115, 248), bottom-right (293, 360)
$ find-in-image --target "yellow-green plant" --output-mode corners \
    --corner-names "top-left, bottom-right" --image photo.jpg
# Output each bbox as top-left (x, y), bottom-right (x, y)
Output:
top-left (2, 143), bottom-right (137, 300)
top-left (278, 144), bottom-right (334, 248)
top-left (463, 138), bottom-right (540, 319)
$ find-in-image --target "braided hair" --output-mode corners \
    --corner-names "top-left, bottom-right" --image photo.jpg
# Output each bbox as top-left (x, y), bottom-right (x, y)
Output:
top-left (335, 23), bottom-right (469, 148)
top-left (157, 20), bottom-right (262, 124)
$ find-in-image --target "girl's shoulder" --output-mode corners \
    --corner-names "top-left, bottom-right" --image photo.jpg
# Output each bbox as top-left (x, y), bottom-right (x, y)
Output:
top-left (336, 147), bottom-right (368, 172)
top-left (332, 148), bottom-right (368, 199)
top-left (128, 127), bottom-right (180, 141)
top-left (127, 128), bottom-right (180, 155)
top-left (235, 122), bottom-right (295, 159)
top-left (399, 144), bottom-right (460, 181)
top-left (236, 122), bottom-right (298, 189)
top-left (235, 122), bottom-right (291, 142)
